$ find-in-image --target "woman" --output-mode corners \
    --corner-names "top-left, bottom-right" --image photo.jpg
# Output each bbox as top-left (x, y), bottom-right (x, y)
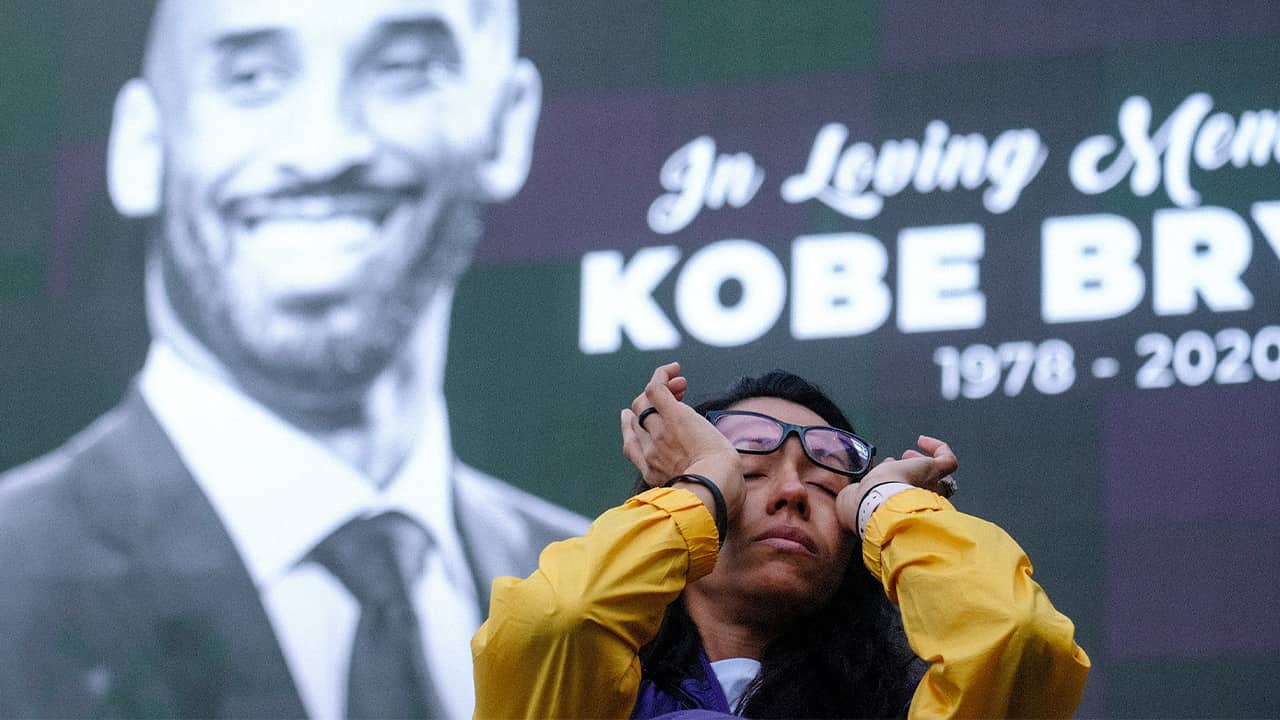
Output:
top-left (472, 363), bottom-right (1090, 718)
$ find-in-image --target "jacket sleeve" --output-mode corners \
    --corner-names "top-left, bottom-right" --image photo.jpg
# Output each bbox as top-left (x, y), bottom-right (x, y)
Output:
top-left (861, 489), bottom-right (1091, 719)
top-left (471, 487), bottom-right (720, 720)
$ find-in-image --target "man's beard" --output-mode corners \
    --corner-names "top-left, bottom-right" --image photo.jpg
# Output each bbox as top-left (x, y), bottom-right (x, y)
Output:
top-left (159, 197), bottom-right (483, 414)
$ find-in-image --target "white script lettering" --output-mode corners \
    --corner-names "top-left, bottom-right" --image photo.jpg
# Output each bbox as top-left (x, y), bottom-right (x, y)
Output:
top-left (647, 136), bottom-right (765, 235)
top-left (1069, 92), bottom-right (1280, 206)
top-left (780, 120), bottom-right (1046, 219)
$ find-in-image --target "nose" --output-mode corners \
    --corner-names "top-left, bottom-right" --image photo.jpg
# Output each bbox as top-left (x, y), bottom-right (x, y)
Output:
top-left (765, 438), bottom-right (810, 519)
top-left (274, 74), bottom-right (377, 182)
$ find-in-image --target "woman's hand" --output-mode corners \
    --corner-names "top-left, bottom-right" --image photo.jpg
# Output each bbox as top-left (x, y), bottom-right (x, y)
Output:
top-left (620, 362), bottom-right (744, 520)
top-left (836, 435), bottom-right (959, 534)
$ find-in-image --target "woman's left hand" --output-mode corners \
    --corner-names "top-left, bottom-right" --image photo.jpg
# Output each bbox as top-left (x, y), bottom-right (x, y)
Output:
top-left (836, 435), bottom-right (959, 534)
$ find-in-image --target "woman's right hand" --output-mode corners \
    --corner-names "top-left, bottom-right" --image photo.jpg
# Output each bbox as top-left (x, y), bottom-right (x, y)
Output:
top-left (620, 362), bottom-right (744, 518)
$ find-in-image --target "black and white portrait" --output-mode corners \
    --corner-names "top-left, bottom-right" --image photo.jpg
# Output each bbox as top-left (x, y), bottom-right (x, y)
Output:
top-left (0, 1), bottom-right (585, 717)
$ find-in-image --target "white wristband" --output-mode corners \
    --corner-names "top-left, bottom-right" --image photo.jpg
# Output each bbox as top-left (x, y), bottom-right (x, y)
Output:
top-left (856, 482), bottom-right (915, 537)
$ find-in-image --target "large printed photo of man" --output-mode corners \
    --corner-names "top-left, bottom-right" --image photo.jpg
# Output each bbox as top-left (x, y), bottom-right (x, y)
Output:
top-left (0, 1), bottom-right (586, 717)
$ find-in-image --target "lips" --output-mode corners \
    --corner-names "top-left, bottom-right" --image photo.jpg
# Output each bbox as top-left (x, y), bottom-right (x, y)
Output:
top-left (226, 190), bottom-right (413, 230)
top-left (752, 525), bottom-right (818, 554)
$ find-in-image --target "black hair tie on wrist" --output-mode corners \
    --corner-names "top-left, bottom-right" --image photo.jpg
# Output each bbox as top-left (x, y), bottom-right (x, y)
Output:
top-left (663, 473), bottom-right (727, 547)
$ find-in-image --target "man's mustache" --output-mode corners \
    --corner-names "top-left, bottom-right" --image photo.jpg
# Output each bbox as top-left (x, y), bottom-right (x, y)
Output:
top-left (221, 176), bottom-right (423, 225)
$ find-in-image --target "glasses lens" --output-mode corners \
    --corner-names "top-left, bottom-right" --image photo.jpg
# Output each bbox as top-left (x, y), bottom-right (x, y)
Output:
top-left (709, 412), bottom-right (784, 452)
top-left (802, 427), bottom-right (871, 475)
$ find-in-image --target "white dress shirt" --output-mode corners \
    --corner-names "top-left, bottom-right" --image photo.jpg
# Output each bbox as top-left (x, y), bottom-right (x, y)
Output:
top-left (710, 657), bottom-right (761, 713)
top-left (139, 341), bottom-right (480, 720)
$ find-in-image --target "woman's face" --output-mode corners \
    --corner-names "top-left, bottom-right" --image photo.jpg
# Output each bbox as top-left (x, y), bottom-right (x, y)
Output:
top-left (689, 396), bottom-right (857, 623)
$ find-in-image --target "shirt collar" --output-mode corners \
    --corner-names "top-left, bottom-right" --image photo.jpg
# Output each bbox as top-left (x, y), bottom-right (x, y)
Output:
top-left (138, 340), bottom-right (467, 589)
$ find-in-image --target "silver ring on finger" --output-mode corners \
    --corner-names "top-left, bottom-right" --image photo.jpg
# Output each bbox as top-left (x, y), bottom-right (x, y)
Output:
top-left (937, 476), bottom-right (958, 498)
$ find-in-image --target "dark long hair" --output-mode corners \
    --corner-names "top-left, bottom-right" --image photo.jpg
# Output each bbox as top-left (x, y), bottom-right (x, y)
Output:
top-left (635, 370), bottom-right (925, 718)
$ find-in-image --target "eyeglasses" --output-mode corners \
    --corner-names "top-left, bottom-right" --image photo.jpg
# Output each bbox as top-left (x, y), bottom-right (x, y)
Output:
top-left (705, 410), bottom-right (876, 478)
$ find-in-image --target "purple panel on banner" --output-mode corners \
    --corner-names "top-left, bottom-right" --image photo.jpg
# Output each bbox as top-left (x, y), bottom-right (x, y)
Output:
top-left (1104, 385), bottom-right (1280, 524)
top-left (482, 74), bottom-right (880, 263)
top-left (1106, 521), bottom-right (1280, 657)
top-left (880, 0), bottom-right (1280, 69)
top-left (1104, 384), bottom-right (1280, 657)
top-left (480, 92), bottom-right (663, 263)
top-left (49, 142), bottom-right (107, 300)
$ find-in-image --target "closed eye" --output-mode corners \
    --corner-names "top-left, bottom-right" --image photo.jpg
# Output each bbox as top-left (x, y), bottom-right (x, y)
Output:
top-left (806, 481), bottom-right (839, 498)
top-left (732, 435), bottom-right (777, 451)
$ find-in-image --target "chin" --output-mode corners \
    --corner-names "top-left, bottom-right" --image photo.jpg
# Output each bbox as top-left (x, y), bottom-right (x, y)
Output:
top-left (219, 299), bottom-right (410, 399)
top-left (744, 574), bottom-right (837, 615)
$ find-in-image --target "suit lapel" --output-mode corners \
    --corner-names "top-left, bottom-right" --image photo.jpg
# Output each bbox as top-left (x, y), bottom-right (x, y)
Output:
top-left (76, 391), bottom-right (308, 718)
top-left (452, 462), bottom-right (589, 616)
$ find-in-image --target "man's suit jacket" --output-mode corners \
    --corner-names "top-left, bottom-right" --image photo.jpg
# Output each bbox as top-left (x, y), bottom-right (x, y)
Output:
top-left (0, 390), bottom-right (587, 718)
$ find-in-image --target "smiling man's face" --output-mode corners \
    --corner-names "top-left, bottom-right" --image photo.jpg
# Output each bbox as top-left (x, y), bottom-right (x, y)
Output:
top-left (142, 0), bottom-right (526, 401)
